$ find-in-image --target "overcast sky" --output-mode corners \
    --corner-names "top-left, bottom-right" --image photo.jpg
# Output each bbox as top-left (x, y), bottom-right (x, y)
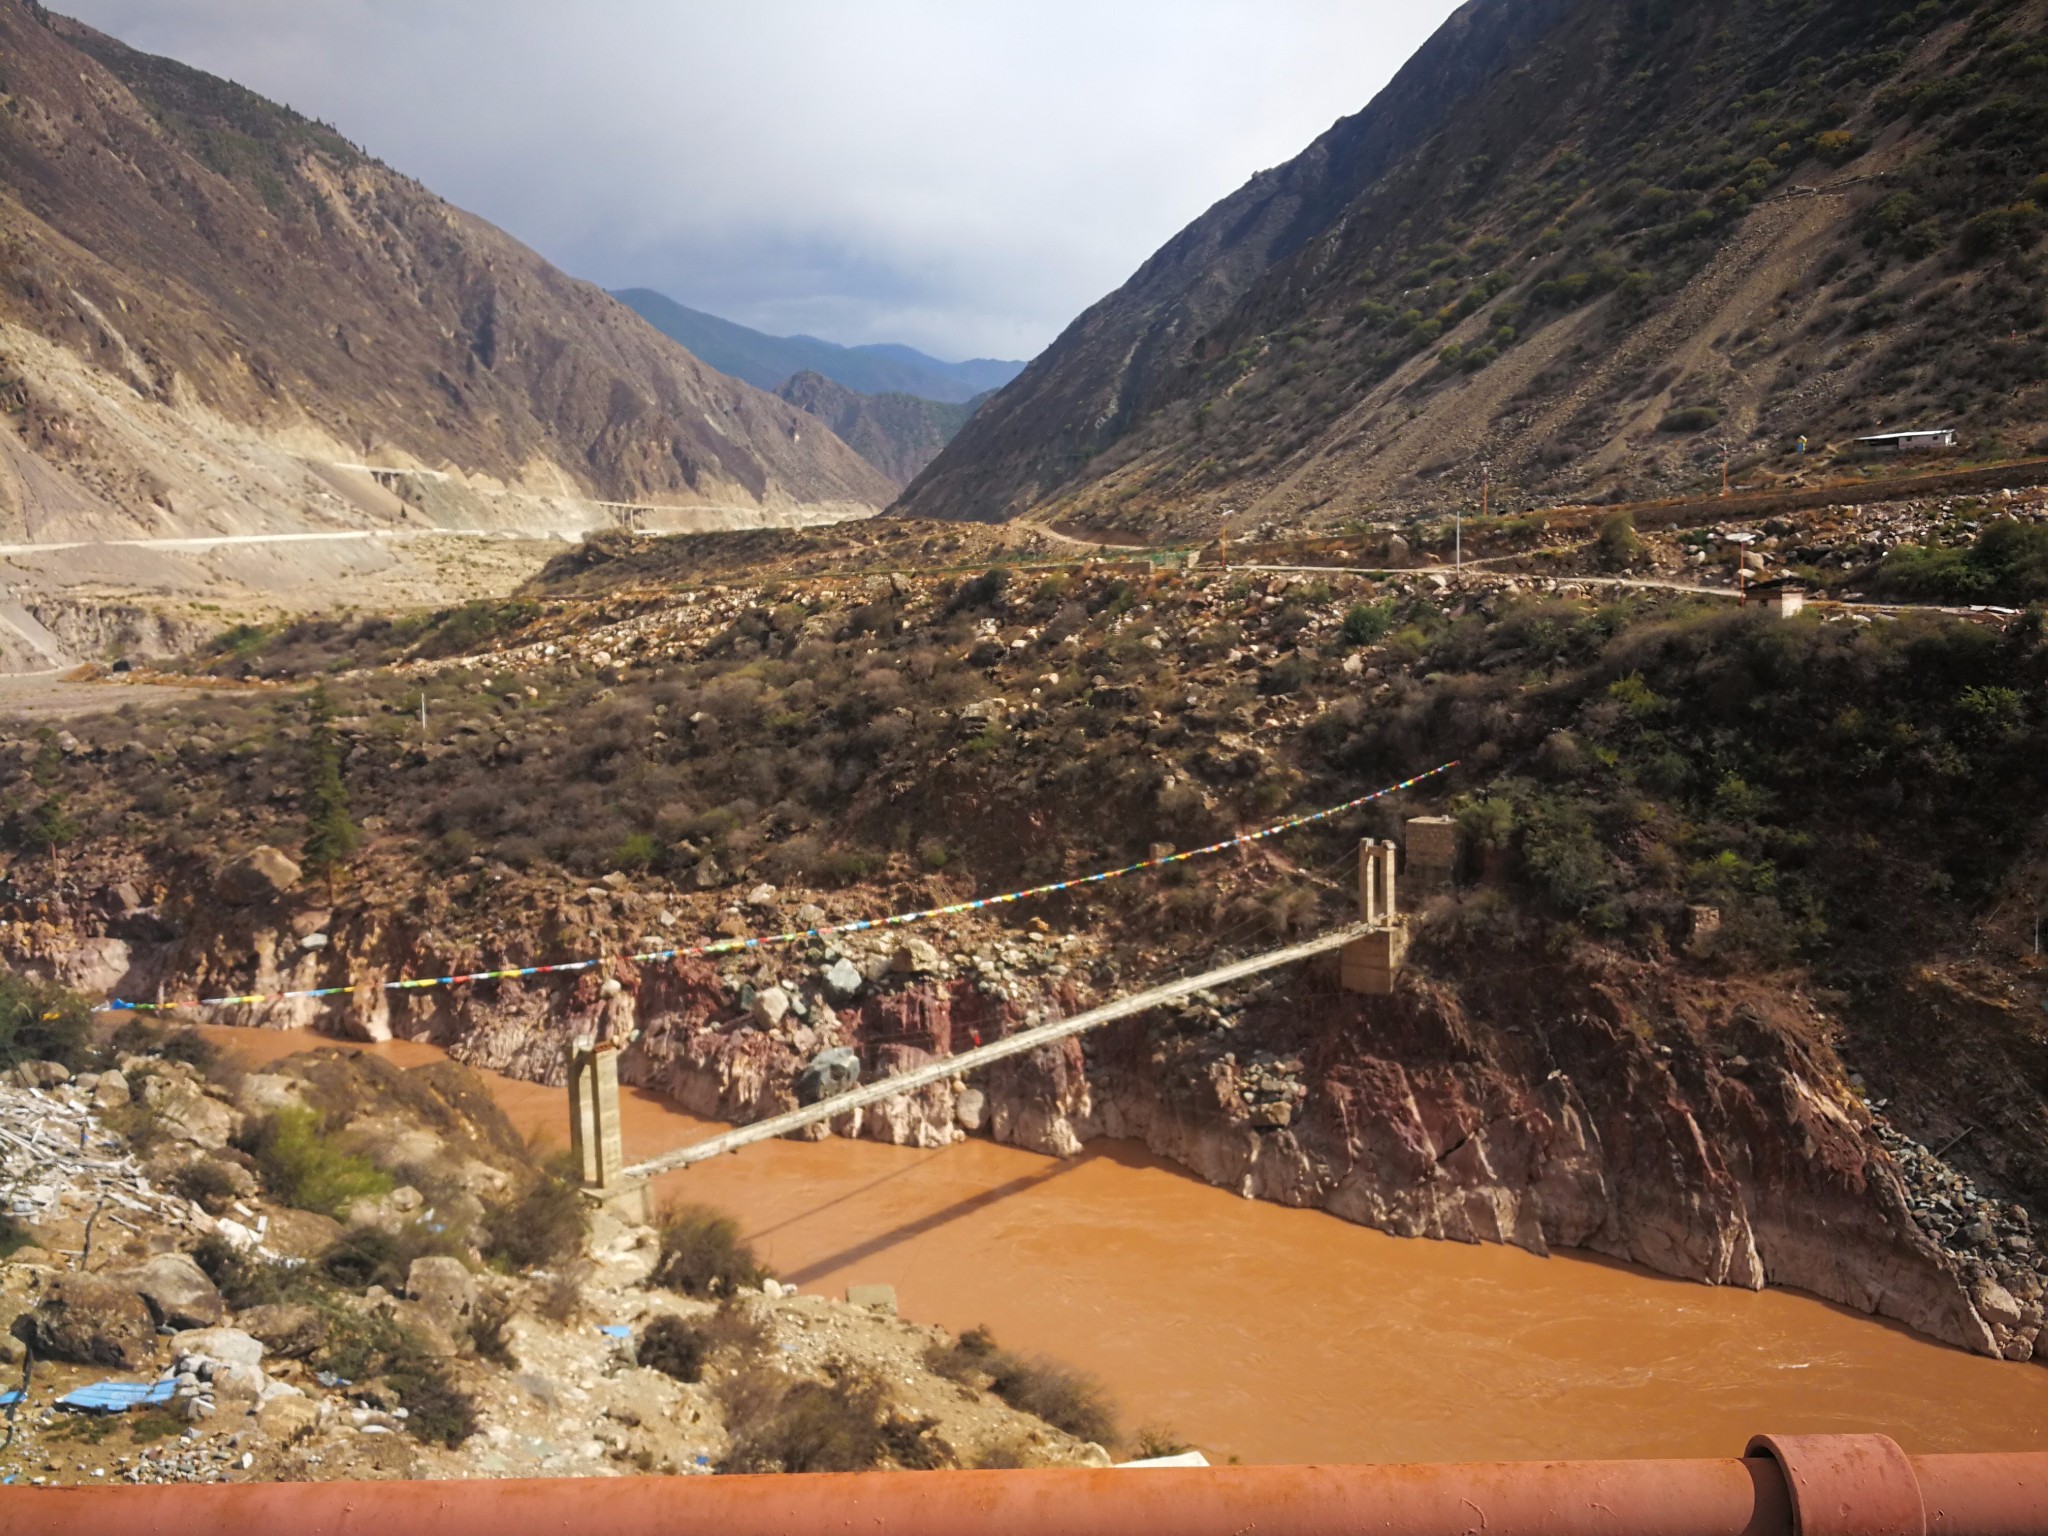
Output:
top-left (59, 0), bottom-right (1461, 362)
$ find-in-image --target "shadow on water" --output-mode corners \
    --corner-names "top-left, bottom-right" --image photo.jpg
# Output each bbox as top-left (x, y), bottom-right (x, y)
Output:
top-left (779, 1151), bottom-right (1092, 1287)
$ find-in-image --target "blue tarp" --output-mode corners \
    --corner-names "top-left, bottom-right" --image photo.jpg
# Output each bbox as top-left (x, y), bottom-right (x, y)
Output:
top-left (55, 1380), bottom-right (178, 1413)
top-left (0, 1391), bottom-right (21, 1408)
top-left (597, 1325), bottom-right (633, 1339)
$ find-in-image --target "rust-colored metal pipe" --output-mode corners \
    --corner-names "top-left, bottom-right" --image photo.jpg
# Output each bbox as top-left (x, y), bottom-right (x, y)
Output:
top-left (0, 1438), bottom-right (2042, 1536)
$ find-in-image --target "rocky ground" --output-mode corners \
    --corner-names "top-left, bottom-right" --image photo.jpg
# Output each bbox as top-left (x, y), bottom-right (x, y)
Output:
top-left (0, 1042), bottom-right (1118, 1486)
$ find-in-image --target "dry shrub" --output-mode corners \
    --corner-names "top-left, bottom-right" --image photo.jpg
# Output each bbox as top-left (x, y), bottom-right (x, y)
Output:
top-left (636, 1315), bottom-right (706, 1383)
top-left (171, 1156), bottom-right (243, 1215)
top-left (717, 1365), bottom-right (945, 1474)
top-left (649, 1203), bottom-right (763, 1298)
top-left (468, 1289), bottom-right (517, 1367)
top-left (483, 1168), bottom-right (587, 1269)
top-left (536, 1264), bottom-right (589, 1325)
top-left (926, 1325), bottom-right (1117, 1447)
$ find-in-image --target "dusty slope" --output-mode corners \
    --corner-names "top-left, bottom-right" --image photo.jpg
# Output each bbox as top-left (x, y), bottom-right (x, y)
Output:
top-left (897, 0), bottom-right (2048, 536)
top-left (0, 3), bottom-right (892, 561)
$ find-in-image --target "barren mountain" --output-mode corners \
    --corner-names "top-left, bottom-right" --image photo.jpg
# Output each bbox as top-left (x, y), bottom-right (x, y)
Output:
top-left (0, 2), bottom-right (892, 560)
top-left (775, 371), bottom-right (977, 488)
top-left (898, 0), bottom-right (2048, 536)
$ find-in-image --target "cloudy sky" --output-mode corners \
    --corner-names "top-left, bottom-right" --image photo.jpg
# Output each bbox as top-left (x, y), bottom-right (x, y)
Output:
top-left (60, 0), bottom-right (1461, 363)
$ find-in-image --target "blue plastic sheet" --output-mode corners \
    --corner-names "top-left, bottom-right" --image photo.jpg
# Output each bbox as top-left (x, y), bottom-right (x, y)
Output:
top-left (55, 1380), bottom-right (178, 1413)
top-left (597, 1325), bottom-right (633, 1339)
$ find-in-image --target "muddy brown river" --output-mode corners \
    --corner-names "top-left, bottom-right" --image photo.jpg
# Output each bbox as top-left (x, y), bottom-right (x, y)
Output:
top-left (206, 1028), bottom-right (2048, 1466)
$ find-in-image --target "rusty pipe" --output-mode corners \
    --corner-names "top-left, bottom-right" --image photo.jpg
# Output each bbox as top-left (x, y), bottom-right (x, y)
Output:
top-left (0, 1441), bottom-right (2042, 1536)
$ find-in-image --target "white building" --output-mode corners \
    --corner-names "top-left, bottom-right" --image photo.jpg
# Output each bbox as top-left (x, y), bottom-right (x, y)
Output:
top-left (1855, 428), bottom-right (1957, 453)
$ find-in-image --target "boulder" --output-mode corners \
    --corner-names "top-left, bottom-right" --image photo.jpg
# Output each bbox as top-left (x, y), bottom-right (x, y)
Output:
top-left (891, 937), bottom-right (942, 975)
top-left (255, 1391), bottom-right (321, 1444)
top-left (954, 1088), bottom-right (987, 1132)
top-left (820, 959), bottom-right (864, 1002)
top-left (140, 1079), bottom-right (237, 1149)
top-left (172, 1326), bottom-right (265, 1372)
top-left (750, 986), bottom-right (792, 1028)
top-left (217, 846), bottom-right (302, 906)
top-left (233, 1303), bottom-right (325, 1360)
top-left (796, 1047), bottom-right (861, 1106)
top-left (55, 937), bottom-right (132, 995)
top-left (236, 1073), bottom-right (310, 1114)
top-left (118, 1252), bottom-right (225, 1330)
top-left (91, 1070), bottom-right (131, 1111)
top-left (406, 1256), bottom-right (476, 1328)
top-left (13, 1060), bottom-right (71, 1090)
top-left (13, 1275), bottom-right (155, 1368)
top-left (289, 908), bottom-right (332, 940)
top-left (263, 1207), bottom-right (345, 1258)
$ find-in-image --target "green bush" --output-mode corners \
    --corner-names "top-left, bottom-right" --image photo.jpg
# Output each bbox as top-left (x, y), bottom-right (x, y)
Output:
top-left (1342, 601), bottom-right (1395, 646)
top-left (243, 1107), bottom-right (394, 1219)
top-left (0, 971), bottom-right (92, 1072)
top-left (649, 1203), bottom-right (763, 1298)
top-left (1874, 519), bottom-right (2048, 605)
top-left (1596, 510), bottom-right (1644, 570)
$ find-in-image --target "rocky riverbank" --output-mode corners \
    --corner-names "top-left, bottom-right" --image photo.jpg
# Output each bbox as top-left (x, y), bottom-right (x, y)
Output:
top-left (0, 1043), bottom-right (1120, 1485)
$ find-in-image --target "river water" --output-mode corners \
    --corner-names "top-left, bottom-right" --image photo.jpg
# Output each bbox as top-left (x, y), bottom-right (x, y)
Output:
top-left (205, 1028), bottom-right (2048, 1466)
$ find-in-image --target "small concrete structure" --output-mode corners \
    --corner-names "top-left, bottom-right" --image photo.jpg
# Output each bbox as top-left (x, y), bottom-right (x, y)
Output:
top-left (1405, 816), bottom-right (1461, 897)
top-left (568, 1038), bottom-right (625, 1190)
top-left (1341, 840), bottom-right (1409, 996)
top-left (1744, 577), bottom-right (1808, 618)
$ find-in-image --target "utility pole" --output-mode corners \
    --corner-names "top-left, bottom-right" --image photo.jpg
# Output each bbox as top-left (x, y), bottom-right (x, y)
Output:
top-left (418, 691), bottom-right (428, 751)
top-left (1722, 447), bottom-right (1730, 499)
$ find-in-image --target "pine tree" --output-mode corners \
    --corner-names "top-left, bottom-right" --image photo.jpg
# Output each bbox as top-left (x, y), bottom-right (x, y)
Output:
top-left (300, 684), bottom-right (361, 885)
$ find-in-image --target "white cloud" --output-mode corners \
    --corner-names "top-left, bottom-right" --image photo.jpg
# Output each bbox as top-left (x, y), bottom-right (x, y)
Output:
top-left (58, 0), bottom-right (1461, 359)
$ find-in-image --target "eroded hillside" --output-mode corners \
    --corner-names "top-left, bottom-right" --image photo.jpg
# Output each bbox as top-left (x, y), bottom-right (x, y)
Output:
top-left (899, 0), bottom-right (2048, 536)
top-left (0, 1), bottom-right (891, 560)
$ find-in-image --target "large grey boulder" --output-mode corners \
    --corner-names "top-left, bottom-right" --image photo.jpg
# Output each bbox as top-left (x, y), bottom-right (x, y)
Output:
top-left (217, 846), bottom-right (302, 905)
top-left (138, 1075), bottom-right (237, 1149)
top-left (117, 1252), bottom-right (225, 1330)
top-left (796, 1047), bottom-right (861, 1106)
top-left (171, 1326), bottom-right (265, 1371)
top-left (820, 959), bottom-right (864, 1003)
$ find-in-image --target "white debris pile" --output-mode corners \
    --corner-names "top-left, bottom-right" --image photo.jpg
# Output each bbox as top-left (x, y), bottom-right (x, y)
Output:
top-left (0, 1072), bottom-right (197, 1238)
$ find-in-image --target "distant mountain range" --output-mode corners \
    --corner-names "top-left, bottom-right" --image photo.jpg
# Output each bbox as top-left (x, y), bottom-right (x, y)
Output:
top-left (613, 289), bottom-right (1024, 405)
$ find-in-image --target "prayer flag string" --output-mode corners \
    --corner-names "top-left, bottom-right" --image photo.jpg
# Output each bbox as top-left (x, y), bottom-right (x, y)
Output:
top-left (98, 761), bottom-right (1458, 1014)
